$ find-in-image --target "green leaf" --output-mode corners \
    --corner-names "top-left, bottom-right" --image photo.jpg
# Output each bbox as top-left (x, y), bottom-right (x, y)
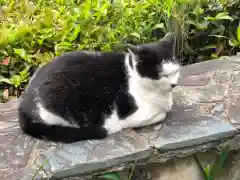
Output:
top-left (215, 12), bottom-right (233, 21)
top-left (101, 172), bottom-right (121, 180)
top-left (229, 39), bottom-right (239, 47)
top-left (0, 50), bottom-right (8, 56)
top-left (217, 15), bottom-right (233, 21)
top-left (205, 16), bottom-right (216, 21)
top-left (204, 165), bottom-right (211, 178)
top-left (10, 75), bottom-right (21, 88)
top-left (208, 147), bottom-right (229, 180)
top-left (70, 25), bottom-right (81, 42)
top-left (205, 12), bottom-right (233, 22)
top-left (155, 23), bottom-right (165, 30)
top-left (202, 44), bottom-right (217, 50)
top-left (14, 48), bottom-right (28, 61)
top-left (193, 155), bottom-right (208, 180)
top-left (0, 77), bottom-right (12, 84)
top-left (237, 25), bottom-right (240, 42)
top-left (19, 67), bottom-right (30, 81)
top-left (129, 32), bottom-right (140, 39)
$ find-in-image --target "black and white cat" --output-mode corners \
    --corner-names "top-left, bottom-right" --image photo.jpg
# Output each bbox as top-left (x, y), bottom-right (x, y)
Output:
top-left (18, 33), bottom-right (181, 143)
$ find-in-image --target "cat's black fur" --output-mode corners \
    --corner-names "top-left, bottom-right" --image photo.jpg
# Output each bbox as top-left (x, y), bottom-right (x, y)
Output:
top-left (18, 34), bottom-right (176, 143)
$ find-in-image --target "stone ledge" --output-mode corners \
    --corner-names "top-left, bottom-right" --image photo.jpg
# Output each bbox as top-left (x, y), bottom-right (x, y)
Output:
top-left (1, 55), bottom-right (240, 180)
top-left (138, 104), bottom-right (236, 150)
top-left (34, 130), bottom-right (152, 179)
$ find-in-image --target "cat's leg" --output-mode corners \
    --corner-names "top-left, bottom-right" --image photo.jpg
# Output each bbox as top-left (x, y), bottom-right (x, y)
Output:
top-left (138, 112), bottom-right (166, 127)
top-left (103, 111), bottom-right (123, 135)
top-left (119, 110), bottom-right (167, 129)
top-left (102, 110), bottom-right (167, 135)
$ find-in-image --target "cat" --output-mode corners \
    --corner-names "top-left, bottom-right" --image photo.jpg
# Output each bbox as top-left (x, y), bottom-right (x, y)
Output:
top-left (18, 33), bottom-right (181, 143)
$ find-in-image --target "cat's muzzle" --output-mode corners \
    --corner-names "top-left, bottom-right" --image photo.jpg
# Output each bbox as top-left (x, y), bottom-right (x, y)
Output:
top-left (171, 84), bottom-right (177, 88)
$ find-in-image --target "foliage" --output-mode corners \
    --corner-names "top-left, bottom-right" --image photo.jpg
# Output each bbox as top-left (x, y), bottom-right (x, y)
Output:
top-left (195, 146), bottom-right (229, 180)
top-left (100, 160), bottom-right (137, 180)
top-left (101, 172), bottom-right (121, 180)
top-left (171, 0), bottom-right (240, 64)
top-left (100, 148), bottom-right (230, 180)
top-left (0, 0), bottom-right (240, 99)
top-left (31, 158), bottom-right (50, 180)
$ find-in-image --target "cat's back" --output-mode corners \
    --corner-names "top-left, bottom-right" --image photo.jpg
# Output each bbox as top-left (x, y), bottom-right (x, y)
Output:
top-left (24, 50), bottom-right (128, 107)
top-left (30, 51), bottom-right (126, 86)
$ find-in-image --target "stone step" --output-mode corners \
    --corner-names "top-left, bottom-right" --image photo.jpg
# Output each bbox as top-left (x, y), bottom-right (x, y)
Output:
top-left (1, 56), bottom-right (240, 180)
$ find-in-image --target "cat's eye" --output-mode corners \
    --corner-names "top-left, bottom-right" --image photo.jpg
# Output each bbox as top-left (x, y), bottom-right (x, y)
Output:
top-left (162, 75), bottom-right (168, 78)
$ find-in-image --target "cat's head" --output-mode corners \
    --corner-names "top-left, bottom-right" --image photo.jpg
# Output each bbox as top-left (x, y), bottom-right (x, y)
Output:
top-left (126, 33), bottom-right (181, 92)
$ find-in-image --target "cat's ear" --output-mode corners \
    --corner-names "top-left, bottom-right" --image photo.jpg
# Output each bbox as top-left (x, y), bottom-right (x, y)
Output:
top-left (163, 32), bottom-right (176, 40)
top-left (126, 44), bottom-right (141, 62)
top-left (127, 44), bottom-right (152, 62)
top-left (157, 32), bottom-right (176, 57)
top-left (127, 44), bottom-right (139, 55)
top-left (158, 32), bottom-right (176, 48)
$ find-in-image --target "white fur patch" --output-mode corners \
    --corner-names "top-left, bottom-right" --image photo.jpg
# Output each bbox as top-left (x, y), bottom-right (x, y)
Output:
top-left (103, 110), bottom-right (122, 134)
top-left (160, 62), bottom-right (181, 90)
top-left (103, 54), bottom-right (180, 135)
top-left (37, 103), bottom-right (79, 128)
top-left (162, 62), bottom-right (180, 75)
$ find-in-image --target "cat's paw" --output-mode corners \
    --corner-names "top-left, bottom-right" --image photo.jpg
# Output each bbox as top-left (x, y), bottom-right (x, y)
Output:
top-left (105, 123), bottom-right (123, 135)
top-left (165, 100), bottom-right (173, 112)
top-left (103, 115), bottom-right (123, 135)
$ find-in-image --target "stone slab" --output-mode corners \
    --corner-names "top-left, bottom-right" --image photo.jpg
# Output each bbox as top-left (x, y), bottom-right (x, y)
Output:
top-left (137, 103), bottom-right (237, 150)
top-left (0, 167), bottom-right (42, 180)
top-left (31, 130), bottom-right (152, 179)
top-left (0, 100), bottom-right (39, 180)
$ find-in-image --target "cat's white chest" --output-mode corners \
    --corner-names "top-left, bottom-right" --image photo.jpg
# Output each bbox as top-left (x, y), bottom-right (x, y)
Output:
top-left (119, 91), bottom-right (172, 131)
top-left (103, 74), bottom-right (175, 135)
top-left (160, 92), bottom-right (173, 112)
top-left (135, 86), bottom-right (173, 113)
top-left (103, 89), bottom-right (173, 135)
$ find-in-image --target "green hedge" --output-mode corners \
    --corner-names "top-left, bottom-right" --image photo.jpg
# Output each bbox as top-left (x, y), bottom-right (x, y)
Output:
top-left (0, 0), bottom-right (240, 99)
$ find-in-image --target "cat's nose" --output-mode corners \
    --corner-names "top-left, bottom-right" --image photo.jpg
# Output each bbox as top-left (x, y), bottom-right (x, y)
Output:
top-left (171, 84), bottom-right (177, 88)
